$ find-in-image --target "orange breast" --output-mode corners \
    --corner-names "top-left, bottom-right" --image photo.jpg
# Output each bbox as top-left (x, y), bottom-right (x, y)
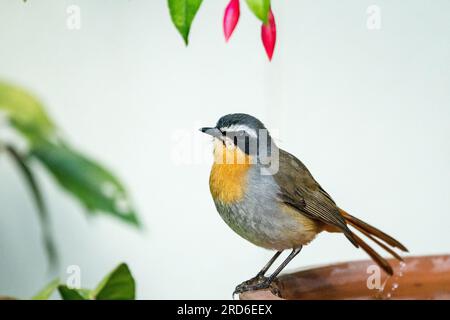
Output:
top-left (209, 144), bottom-right (252, 204)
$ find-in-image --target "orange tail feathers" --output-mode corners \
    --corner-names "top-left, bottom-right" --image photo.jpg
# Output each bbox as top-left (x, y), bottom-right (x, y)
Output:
top-left (339, 208), bottom-right (408, 276)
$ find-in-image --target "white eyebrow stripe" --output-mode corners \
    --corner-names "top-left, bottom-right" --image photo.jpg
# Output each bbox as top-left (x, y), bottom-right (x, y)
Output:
top-left (220, 124), bottom-right (258, 138)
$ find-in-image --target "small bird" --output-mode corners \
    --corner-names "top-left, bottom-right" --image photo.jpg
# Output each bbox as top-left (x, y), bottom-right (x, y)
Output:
top-left (200, 113), bottom-right (408, 295)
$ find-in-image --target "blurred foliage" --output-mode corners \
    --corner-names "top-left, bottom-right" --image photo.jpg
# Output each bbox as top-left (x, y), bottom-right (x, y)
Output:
top-left (91, 263), bottom-right (136, 300)
top-left (32, 278), bottom-right (59, 300)
top-left (30, 263), bottom-right (135, 300)
top-left (57, 285), bottom-right (90, 300)
top-left (31, 141), bottom-right (139, 226)
top-left (57, 263), bottom-right (135, 300)
top-left (5, 145), bottom-right (58, 265)
top-left (0, 82), bottom-right (54, 142)
top-left (0, 81), bottom-right (140, 268)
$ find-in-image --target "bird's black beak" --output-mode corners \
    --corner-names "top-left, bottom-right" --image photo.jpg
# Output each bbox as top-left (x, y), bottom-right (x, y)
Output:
top-left (199, 127), bottom-right (223, 138)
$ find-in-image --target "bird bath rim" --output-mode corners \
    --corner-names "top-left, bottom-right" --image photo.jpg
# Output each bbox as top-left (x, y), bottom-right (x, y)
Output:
top-left (239, 255), bottom-right (450, 300)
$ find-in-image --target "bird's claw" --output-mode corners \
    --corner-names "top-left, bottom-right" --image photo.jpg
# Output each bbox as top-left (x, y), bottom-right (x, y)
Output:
top-left (233, 276), bottom-right (281, 298)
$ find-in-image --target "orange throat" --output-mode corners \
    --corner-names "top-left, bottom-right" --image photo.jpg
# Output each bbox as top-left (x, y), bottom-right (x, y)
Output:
top-left (209, 143), bottom-right (253, 204)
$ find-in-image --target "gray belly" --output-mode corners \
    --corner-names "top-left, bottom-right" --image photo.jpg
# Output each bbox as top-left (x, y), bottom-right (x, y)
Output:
top-left (213, 191), bottom-right (317, 250)
top-left (212, 166), bottom-right (318, 250)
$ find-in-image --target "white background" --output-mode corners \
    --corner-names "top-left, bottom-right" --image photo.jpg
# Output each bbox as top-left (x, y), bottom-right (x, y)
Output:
top-left (0, 0), bottom-right (449, 299)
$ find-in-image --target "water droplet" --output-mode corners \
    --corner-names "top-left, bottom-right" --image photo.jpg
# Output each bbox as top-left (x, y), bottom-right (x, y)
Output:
top-left (397, 261), bottom-right (406, 277)
top-left (379, 278), bottom-right (389, 292)
top-left (392, 283), bottom-right (399, 291)
top-left (386, 293), bottom-right (392, 299)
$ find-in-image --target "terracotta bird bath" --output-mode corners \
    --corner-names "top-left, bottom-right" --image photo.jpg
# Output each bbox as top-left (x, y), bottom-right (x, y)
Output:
top-left (239, 255), bottom-right (450, 300)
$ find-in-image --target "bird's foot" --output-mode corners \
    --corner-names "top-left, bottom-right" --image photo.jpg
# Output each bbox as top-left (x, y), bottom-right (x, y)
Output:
top-left (233, 276), bottom-right (281, 298)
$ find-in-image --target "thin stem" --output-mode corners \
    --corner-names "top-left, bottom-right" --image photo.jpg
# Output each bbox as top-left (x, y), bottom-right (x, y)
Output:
top-left (5, 145), bottom-right (58, 270)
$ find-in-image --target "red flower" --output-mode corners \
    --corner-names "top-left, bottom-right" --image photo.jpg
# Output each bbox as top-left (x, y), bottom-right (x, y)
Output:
top-left (261, 9), bottom-right (276, 61)
top-left (223, 0), bottom-right (240, 42)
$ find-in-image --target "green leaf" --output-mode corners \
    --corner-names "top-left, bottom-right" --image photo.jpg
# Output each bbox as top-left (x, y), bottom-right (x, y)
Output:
top-left (92, 263), bottom-right (135, 300)
top-left (56, 263), bottom-right (135, 300)
top-left (5, 145), bottom-right (58, 269)
top-left (168, 0), bottom-right (203, 45)
top-left (57, 285), bottom-right (90, 300)
top-left (32, 278), bottom-right (59, 300)
top-left (0, 81), bottom-right (55, 143)
top-left (245, 0), bottom-right (270, 24)
top-left (0, 81), bottom-right (140, 270)
top-left (30, 141), bottom-right (140, 227)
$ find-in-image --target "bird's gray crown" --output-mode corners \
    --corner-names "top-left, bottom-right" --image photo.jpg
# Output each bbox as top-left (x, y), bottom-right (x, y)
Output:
top-left (216, 113), bottom-right (269, 137)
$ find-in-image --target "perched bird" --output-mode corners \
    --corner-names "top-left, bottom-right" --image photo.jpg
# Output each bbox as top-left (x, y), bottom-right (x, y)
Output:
top-left (200, 113), bottom-right (408, 295)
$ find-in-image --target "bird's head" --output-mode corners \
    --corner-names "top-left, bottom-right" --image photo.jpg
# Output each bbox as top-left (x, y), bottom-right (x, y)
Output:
top-left (200, 113), bottom-right (275, 164)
